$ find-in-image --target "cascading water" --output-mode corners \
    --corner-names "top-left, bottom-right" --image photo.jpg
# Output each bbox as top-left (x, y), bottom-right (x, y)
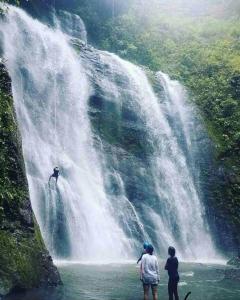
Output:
top-left (0, 6), bottom-right (132, 261)
top-left (84, 52), bottom-right (218, 260)
top-left (0, 6), bottom-right (219, 262)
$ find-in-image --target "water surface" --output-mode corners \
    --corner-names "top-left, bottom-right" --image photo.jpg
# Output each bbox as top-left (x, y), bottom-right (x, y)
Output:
top-left (6, 262), bottom-right (240, 300)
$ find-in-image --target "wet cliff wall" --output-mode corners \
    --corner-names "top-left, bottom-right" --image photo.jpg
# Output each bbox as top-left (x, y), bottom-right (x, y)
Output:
top-left (0, 61), bottom-right (61, 297)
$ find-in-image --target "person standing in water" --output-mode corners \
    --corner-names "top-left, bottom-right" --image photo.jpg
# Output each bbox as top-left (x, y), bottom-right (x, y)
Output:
top-left (165, 246), bottom-right (179, 300)
top-left (49, 166), bottom-right (60, 183)
top-left (137, 242), bottom-right (149, 264)
top-left (140, 244), bottom-right (160, 300)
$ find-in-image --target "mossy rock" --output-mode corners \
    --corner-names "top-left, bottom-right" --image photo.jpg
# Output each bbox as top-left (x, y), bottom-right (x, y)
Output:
top-left (0, 61), bottom-right (61, 296)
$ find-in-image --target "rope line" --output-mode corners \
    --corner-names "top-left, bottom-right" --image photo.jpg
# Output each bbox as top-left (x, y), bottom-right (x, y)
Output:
top-left (54, 88), bottom-right (57, 164)
top-left (53, 0), bottom-right (57, 165)
top-left (112, 0), bottom-right (115, 20)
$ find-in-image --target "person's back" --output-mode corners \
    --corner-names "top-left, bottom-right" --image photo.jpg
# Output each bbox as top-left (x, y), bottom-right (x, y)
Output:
top-left (141, 253), bottom-right (159, 284)
top-left (53, 167), bottom-right (59, 177)
top-left (49, 166), bottom-right (60, 184)
top-left (140, 245), bottom-right (159, 300)
top-left (165, 256), bottom-right (179, 279)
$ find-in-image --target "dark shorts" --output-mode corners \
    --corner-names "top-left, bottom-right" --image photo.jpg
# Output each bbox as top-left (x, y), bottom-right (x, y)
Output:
top-left (143, 283), bottom-right (158, 288)
top-left (142, 277), bottom-right (158, 288)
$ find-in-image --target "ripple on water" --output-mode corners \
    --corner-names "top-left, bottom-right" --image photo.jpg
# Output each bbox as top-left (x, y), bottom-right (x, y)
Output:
top-left (181, 271), bottom-right (194, 277)
top-left (179, 281), bottom-right (188, 286)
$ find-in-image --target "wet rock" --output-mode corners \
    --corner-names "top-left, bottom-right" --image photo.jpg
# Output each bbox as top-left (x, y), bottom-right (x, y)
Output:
top-left (0, 61), bottom-right (61, 296)
top-left (39, 254), bottom-right (63, 287)
top-left (57, 10), bottom-right (87, 42)
top-left (227, 257), bottom-right (240, 268)
top-left (19, 200), bottom-right (34, 227)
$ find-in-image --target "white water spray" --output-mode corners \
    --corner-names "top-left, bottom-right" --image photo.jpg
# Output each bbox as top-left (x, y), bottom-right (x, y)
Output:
top-left (0, 6), bottom-right (220, 262)
top-left (0, 6), bottom-right (131, 261)
top-left (93, 53), bottom-right (218, 260)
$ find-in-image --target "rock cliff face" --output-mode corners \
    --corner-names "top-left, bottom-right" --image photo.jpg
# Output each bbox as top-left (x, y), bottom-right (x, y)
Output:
top-left (0, 61), bottom-right (61, 297)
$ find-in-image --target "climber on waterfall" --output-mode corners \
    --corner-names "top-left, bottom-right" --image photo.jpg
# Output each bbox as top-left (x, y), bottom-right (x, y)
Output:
top-left (49, 167), bottom-right (60, 184)
top-left (137, 242), bottom-right (149, 264)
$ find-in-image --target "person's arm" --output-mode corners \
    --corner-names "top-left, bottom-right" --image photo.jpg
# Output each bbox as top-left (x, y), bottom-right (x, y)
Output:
top-left (140, 255), bottom-right (145, 280)
top-left (155, 257), bottom-right (160, 282)
top-left (137, 252), bottom-right (143, 264)
top-left (165, 258), bottom-right (169, 270)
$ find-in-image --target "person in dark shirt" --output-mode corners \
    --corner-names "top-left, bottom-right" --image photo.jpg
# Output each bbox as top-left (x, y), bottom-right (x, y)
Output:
top-left (137, 242), bottom-right (149, 264)
top-left (49, 167), bottom-right (60, 183)
top-left (165, 246), bottom-right (179, 300)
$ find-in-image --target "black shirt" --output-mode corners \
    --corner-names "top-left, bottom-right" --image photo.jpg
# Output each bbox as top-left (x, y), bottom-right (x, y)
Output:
top-left (165, 256), bottom-right (179, 279)
top-left (53, 168), bottom-right (59, 176)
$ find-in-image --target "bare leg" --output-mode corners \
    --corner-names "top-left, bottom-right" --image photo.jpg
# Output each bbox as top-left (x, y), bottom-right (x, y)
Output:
top-left (143, 284), bottom-right (150, 300)
top-left (152, 285), bottom-right (158, 300)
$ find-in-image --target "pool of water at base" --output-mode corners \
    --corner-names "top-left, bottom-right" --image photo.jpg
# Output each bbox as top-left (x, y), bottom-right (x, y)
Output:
top-left (5, 262), bottom-right (240, 300)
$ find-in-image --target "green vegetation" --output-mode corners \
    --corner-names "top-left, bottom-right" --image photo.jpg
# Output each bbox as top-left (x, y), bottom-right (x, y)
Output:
top-left (0, 230), bottom-right (45, 293)
top-left (0, 62), bottom-right (38, 293)
top-left (0, 0), bottom-right (19, 14)
top-left (0, 59), bottom-right (29, 223)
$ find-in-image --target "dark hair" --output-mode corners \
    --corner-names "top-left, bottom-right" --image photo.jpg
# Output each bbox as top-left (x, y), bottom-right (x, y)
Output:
top-left (146, 244), bottom-right (154, 255)
top-left (168, 246), bottom-right (176, 257)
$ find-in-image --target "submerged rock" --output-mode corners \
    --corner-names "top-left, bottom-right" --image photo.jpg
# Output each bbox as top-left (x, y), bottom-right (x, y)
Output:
top-left (0, 62), bottom-right (62, 297)
top-left (227, 257), bottom-right (240, 268)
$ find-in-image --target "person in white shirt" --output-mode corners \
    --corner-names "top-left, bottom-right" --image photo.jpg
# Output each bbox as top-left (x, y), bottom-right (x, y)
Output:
top-left (140, 244), bottom-right (160, 300)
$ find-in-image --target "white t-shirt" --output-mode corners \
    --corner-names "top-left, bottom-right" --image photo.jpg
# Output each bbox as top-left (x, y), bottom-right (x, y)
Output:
top-left (141, 253), bottom-right (160, 284)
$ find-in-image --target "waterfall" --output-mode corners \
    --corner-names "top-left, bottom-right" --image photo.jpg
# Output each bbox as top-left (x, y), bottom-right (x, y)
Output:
top-left (0, 6), bottom-right (219, 262)
top-left (0, 6), bottom-right (132, 261)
